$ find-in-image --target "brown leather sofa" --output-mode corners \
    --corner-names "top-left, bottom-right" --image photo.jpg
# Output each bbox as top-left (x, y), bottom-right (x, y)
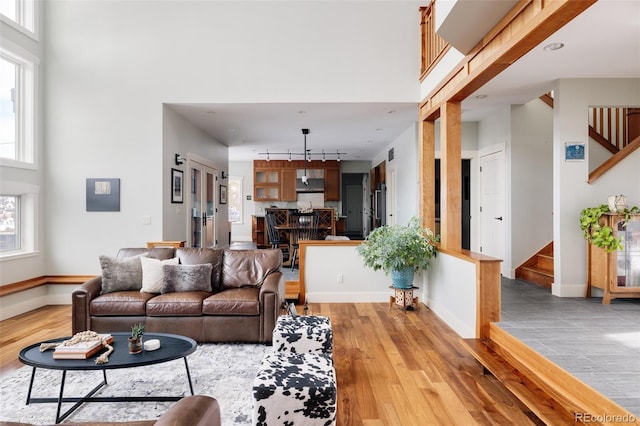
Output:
top-left (72, 247), bottom-right (284, 343)
top-left (0, 395), bottom-right (221, 426)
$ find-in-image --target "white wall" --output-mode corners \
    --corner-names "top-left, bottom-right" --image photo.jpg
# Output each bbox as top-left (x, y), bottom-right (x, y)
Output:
top-left (41, 0), bottom-right (422, 276)
top-left (510, 99), bottom-right (553, 274)
top-left (553, 78), bottom-right (640, 296)
top-left (423, 252), bottom-right (477, 338)
top-left (162, 106), bottom-right (229, 246)
top-left (304, 244), bottom-right (395, 303)
top-left (374, 123), bottom-right (420, 225)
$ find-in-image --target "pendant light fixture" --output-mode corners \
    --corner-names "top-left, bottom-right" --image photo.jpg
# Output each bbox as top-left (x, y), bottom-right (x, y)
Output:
top-left (301, 129), bottom-right (309, 186)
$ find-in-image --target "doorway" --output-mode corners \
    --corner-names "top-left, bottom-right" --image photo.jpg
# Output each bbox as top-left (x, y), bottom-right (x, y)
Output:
top-left (479, 149), bottom-right (505, 269)
top-left (435, 159), bottom-right (471, 250)
top-left (342, 173), bottom-right (366, 239)
top-left (188, 160), bottom-right (217, 248)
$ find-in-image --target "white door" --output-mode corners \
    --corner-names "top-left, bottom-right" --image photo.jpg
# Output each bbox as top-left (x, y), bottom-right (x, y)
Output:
top-left (189, 161), bottom-right (217, 248)
top-left (479, 149), bottom-right (505, 270)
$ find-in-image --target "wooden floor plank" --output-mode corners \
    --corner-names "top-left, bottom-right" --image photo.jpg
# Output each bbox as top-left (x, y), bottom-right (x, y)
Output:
top-left (0, 303), bottom-right (541, 425)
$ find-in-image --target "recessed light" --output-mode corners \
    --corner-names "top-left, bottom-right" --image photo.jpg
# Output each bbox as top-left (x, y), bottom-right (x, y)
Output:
top-left (543, 42), bottom-right (564, 52)
top-left (475, 94), bottom-right (487, 99)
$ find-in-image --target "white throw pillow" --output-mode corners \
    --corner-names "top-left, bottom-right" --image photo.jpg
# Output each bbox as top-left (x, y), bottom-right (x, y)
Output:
top-left (140, 256), bottom-right (179, 293)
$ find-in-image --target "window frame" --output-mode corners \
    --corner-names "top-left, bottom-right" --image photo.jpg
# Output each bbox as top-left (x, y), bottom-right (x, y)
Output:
top-left (0, 0), bottom-right (38, 40)
top-left (0, 41), bottom-right (38, 169)
top-left (0, 182), bottom-right (38, 260)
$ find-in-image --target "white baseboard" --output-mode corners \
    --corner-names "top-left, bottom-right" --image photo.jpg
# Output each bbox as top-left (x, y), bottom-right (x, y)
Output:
top-left (551, 282), bottom-right (586, 297)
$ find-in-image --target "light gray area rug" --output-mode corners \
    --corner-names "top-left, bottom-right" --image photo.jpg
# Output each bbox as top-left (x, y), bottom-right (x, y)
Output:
top-left (0, 343), bottom-right (271, 425)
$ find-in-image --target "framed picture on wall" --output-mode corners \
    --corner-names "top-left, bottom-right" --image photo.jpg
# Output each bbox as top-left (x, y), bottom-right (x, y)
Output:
top-left (171, 168), bottom-right (184, 203)
top-left (565, 142), bottom-right (585, 161)
top-left (220, 185), bottom-right (227, 204)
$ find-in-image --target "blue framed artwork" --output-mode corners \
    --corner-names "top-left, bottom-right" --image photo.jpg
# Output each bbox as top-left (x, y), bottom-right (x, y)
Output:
top-left (565, 143), bottom-right (585, 161)
top-left (86, 178), bottom-right (120, 211)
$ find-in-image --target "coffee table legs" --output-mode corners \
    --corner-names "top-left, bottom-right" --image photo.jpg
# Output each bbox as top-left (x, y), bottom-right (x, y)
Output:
top-left (25, 357), bottom-right (194, 424)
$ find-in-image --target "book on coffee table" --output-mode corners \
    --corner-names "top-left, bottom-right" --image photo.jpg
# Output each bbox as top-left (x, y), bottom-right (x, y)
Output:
top-left (53, 334), bottom-right (113, 359)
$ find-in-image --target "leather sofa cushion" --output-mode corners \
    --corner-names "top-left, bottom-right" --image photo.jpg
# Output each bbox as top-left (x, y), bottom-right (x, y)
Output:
top-left (147, 291), bottom-right (210, 316)
top-left (202, 288), bottom-right (260, 315)
top-left (117, 247), bottom-right (176, 260)
top-left (220, 249), bottom-right (282, 289)
top-left (91, 291), bottom-right (155, 316)
top-left (176, 248), bottom-right (223, 290)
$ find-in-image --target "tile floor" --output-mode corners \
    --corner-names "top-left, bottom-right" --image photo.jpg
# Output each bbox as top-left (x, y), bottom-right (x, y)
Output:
top-left (497, 277), bottom-right (640, 416)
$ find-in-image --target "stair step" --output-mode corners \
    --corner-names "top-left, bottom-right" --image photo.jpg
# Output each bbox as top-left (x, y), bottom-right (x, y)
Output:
top-left (521, 267), bottom-right (553, 288)
top-left (536, 254), bottom-right (554, 271)
top-left (462, 338), bottom-right (578, 425)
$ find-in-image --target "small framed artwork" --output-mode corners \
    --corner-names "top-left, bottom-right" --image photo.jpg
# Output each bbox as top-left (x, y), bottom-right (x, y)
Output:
top-left (220, 185), bottom-right (227, 204)
top-left (565, 142), bottom-right (585, 161)
top-left (171, 168), bottom-right (184, 203)
top-left (87, 178), bottom-right (121, 211)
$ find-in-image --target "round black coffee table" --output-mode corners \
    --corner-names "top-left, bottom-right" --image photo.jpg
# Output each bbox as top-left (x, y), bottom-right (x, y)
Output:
top-left (19, 332), bottom-right (197, 424)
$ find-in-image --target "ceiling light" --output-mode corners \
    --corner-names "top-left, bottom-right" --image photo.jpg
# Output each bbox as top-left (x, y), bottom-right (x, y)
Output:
top-left (475, 94), bottom-right (487, 99)
top-left (543, 42), bottom-right (564, 52)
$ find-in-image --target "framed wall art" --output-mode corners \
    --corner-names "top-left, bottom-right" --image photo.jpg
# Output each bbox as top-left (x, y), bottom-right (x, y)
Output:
top-left (171, 168), bottom-right (184, 203)
top-left (86, 178), bottom-right (120, 211)
top-left (219, 185), bottom-right (227, 204)
top-left (565, 142), bottom-right (585, 161)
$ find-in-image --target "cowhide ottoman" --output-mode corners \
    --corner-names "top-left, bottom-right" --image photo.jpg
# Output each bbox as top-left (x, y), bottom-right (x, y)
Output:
top-left (272, 315), bottom-right (333, 354)
top-left (252, 351), bottom-right (337, 426)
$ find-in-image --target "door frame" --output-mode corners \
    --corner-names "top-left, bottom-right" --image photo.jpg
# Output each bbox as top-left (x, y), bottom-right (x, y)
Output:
top-left (186, 154), bottom-right (218, 248)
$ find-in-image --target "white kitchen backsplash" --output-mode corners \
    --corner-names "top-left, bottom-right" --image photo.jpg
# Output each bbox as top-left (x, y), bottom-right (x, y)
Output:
top-left (297, 192), bottom-right (325, 208)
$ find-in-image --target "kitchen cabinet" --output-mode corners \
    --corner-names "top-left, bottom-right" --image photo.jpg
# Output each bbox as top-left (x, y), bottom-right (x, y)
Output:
top-left (586, 213), bottom-right (640, 303)
top-left (280, 169), bottom-right (297, 201)
top-left (253, 160), bottom-right (340, 202)
top-left (324, 167), bottom-right (340, 201)
top-left (254, 169), bottom-right (280, 201)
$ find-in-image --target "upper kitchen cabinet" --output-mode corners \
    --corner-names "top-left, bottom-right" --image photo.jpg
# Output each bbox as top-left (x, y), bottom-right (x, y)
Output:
top-left (253, 160), bottom-right (340, 202)
top-left (280, 168), bottom-right (297, 201)
top-left (324, 166), bottom-right (340, 201)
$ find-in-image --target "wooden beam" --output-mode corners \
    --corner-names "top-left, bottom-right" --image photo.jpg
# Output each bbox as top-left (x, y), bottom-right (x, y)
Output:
top-left (420, 0), bottom-right (597, 120)
top-left (420, 120), bottom-right (436, 232)
top-left (440, 102), bottom-right (462, 249)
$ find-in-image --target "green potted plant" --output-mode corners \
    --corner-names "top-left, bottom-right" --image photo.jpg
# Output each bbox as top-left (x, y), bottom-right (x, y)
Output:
top-left (580, 203), bottom-right (640, 252)
top-left (357, 216), bottom-right (439, 289)
top-left (128, 323), bottom-right (145, 354)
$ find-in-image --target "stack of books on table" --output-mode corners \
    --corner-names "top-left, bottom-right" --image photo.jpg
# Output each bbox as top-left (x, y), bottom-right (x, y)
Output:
top-left (53, 334), bottom-right (113, 359)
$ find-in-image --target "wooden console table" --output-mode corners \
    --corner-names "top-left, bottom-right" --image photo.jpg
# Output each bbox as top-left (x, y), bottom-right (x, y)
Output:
top-left (146, 241), bottom-right (185, 248)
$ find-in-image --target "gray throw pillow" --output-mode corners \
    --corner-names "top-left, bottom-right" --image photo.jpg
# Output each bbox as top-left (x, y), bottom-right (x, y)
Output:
top-left (99, 254), bottom-right (145, 294)
top-left (161, 263), bottom-right (213, 294)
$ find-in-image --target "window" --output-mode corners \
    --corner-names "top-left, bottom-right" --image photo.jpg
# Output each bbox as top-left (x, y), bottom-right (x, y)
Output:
top-left (0, 48), bottom-right (36, 165)
top-left (228, 176), bottom-right (243, 223)
top-left (0, 195), bottom-right (19, 251)
top-left (0, 0), bottom-right (36, 36)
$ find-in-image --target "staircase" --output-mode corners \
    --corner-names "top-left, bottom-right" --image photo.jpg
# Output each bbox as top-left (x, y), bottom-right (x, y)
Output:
top-left (515, 242), bottom-right (554, 288)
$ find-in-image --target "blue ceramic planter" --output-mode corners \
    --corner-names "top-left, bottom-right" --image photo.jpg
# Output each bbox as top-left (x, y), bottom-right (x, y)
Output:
top-left (391, 267), bottom-right (415, 289)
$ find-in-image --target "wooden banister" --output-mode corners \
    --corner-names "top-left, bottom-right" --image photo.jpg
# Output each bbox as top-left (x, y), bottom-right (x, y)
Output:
top-left (589, 135), bottom-right (640, 183)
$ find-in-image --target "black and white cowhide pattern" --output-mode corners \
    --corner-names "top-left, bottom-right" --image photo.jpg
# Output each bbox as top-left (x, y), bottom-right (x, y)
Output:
top-left (252, 352), bottom-right (337, 426)
top-left (272, 315), bottom-right (333, 354)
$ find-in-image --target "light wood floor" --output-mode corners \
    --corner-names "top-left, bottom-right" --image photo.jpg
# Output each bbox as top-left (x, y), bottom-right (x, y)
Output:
top-left (0, 304), bottom-right (542, 425)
